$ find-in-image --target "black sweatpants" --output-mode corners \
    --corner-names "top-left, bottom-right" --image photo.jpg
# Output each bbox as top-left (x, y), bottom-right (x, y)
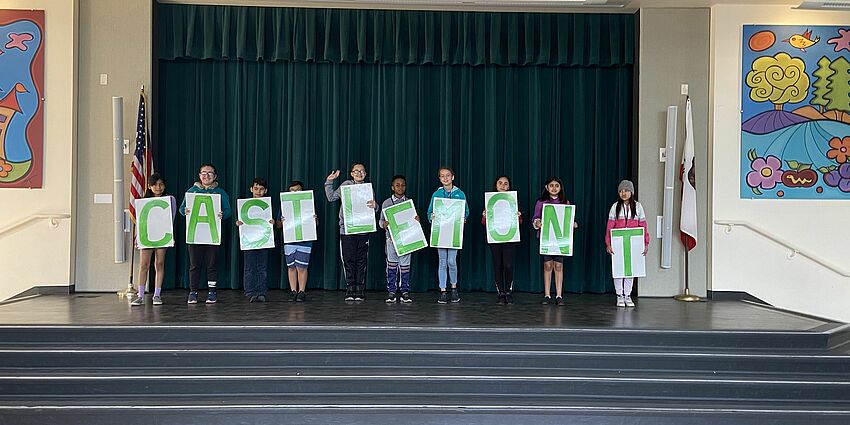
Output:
top-left (188, 244), bottom-right (218, 292)
top-left (340, 233), bottom-right (369, 294)
top-left (489, 243), bottom-right (516, 294)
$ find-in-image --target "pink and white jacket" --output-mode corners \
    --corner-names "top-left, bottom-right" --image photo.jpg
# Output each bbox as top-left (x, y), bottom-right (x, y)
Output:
top-left (604, 201), bottom-right (649, 247)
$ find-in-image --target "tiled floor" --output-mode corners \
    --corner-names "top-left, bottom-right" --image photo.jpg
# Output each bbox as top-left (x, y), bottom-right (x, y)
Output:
top-left (0, 290), bottom-right (837, 331)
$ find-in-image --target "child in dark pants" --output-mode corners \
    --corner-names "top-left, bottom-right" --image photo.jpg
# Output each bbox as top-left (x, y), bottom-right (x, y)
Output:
top-left (236, 177), bottom-right (275, 302)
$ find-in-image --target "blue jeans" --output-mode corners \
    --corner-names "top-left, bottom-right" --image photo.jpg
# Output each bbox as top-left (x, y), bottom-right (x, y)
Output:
top-left (437, 248), bottom-right (458, 290)
top-left (243, 249), bottom-right (269, 297)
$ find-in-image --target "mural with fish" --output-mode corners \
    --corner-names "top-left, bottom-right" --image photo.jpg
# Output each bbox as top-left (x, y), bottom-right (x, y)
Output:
top-left (742, 25), bottom-right (850, 199)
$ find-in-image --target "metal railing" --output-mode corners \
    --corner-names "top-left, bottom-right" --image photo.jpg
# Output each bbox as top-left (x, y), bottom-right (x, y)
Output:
top-left (0, 214), bottom-right (71, 238)
top-left (714, 219), bottom-right (850, 277)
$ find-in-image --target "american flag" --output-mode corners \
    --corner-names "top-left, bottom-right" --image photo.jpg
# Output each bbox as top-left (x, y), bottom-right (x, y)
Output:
top-left (129, 90), bottom-right (154, 223)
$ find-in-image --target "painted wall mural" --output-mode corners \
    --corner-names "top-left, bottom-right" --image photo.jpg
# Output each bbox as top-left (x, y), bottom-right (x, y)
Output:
top-left (0, 10), bottom-right (44, 189)
top-left (742, 25), bottom-right (850, 199)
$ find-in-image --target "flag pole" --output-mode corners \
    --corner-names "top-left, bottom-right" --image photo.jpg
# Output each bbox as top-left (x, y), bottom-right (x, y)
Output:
top-left (674, 249), bottom-right (700, 302)
top-left (119, 224), bottom-right (138, 299)
top-left (675, 95), bottom-right (700, 302)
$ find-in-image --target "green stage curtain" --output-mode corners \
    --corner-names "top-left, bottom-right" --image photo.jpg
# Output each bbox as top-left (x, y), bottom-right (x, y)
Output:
top-left (155, 5), bottom-right (633, 294)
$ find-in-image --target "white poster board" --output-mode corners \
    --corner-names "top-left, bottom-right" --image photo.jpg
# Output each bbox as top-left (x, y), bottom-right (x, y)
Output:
top-left (280, 190), bottom-right (318, 243)
top-left (610, 227), bottom-right (647, 278)
top-left (430, 198), bottom-right (466, 249)
top-left (237, 197), bottom-right (275, 251)
top-left (341, 183), bottom-right (376, 234)
top-left (135, 197), bottom-right (174, 249)
top-left (539, 204), bottom-right (575, 256)
top-left (484, 191), bottom-right (520, 244)
top-left (185, 192), bottom-right (222, 245)
top-left (384, 199), bottom-right (428, 256)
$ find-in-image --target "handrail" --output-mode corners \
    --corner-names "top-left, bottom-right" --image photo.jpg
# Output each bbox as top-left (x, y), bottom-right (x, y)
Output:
top-left (0, 214), bottom-right (71, 238)
top-left (714, 219), bottom-right (850, 277)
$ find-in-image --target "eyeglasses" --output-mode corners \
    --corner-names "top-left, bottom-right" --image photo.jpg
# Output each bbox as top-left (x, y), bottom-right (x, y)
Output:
top-left (199, 172), bottom-right (216, 177)
top-left (352, 170), bottom-right (365, 175)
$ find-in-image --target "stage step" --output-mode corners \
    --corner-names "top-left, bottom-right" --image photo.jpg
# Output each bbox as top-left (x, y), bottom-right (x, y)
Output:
top-left (0, 324), bottom-right (848, 424)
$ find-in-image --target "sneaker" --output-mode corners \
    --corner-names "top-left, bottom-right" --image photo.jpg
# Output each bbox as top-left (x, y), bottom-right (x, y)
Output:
top-left (616, 296), bottom-right (626, 307)
top-left (152, 296), bottom-right (163, 306)
top-left (205, 291), bottom-right (217, 304)
top-left (625, 296), bottom-right (635, 307)
top-left (258, 295), bottom-right (267, 302)
top-left (505, 292), bottom-right (513, 305)
top-left (295, 292), bottom-right (305, 302)
top-left (497, 294), bottom-right (506, 304)
top-left (187, 292), bottom-right (198, 304)
top-left (385, 292), bottom-right (397, 303)
top-left (354, 291), bottom-right (365, 301)
top-left (400, 292), bottom-right (412, 303)
top-left (541, 296), bottom-right (551, 305)
top-left (555, 296), bottom-right (565, 306)
top-left (130, 296), bottom-right (144, 306)
top-left (345, 289), bottom-right (355, 301)
top-left (438, 291), bottom-right (448, 304)
top-left (289, 291), bottom-right (298, 302)
top-left (450, 288), bottom-right (461, 303)
top-left (249, 295), bottom-right (258, 303)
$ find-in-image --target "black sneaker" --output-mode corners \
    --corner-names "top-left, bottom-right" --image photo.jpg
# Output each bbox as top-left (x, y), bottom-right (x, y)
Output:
top-left (400, 292), bottom-right (412, 303)
top-left (505, 292), bottom-right (514, 305)
top-left (450, 288), bottom-right (461, 303)
top-left (257, 295), bottom-right (267, 302)
top-left (541, 296), bottom-right (551, 305)
top-left (556, 296), bottom-right (565, 306)
top-left (288, 291), bottom-right (297, 302)
top-left (437, 291), bottom-right (448, 304)
top-left (248, 295), bottom-right (258, 303)
top-left (385, 292), bottom-right (397, 303)
top-left (345, 290), bottom-right (355, 301)
top-left (296, 291), bottom-right (305, 302)
top-left (354, 290), bottom-right (365, 301)
top-left (497, 294), bottom-right (506, 304)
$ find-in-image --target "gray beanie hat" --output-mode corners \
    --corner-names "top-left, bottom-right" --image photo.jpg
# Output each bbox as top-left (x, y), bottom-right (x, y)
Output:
top-left (618, 179), bottom-right (635, 194)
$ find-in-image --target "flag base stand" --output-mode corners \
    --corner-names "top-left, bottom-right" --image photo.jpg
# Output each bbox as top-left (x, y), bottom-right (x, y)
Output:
top-left (117, 283), bottom-right (137, 299)
top-left (674, 288), bottom-right (701, 302)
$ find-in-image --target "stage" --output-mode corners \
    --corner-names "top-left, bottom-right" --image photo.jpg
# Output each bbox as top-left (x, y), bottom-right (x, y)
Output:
top-left (0, 291), bottom-right (848, 425)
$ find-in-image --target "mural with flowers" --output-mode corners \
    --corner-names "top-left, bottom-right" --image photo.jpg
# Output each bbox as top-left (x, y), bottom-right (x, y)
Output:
top-left (742, 25), bottom-right (850, 199)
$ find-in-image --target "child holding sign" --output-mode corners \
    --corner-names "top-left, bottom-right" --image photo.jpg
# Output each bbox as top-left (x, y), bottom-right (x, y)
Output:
top-left (532, 177), bottom-right (577, 306)
top-left (130, 173), bottom-right (176, 306)
top-left (278, 181), bottom-right (317, 302)
top-left (427, 167), bottom-right (469, 304)
top-left (325, 163), bottom-right (378, 301)
top-left (481, 176), bottom-right (522, 305)
top-left (236, 177), bottom-right (275, 303)
top-left (179, 163), bottom-right (232, 304)
top-left (379, 175), bottom-right (418, 303)
top-left (605, 180), bottom-right (648, 308)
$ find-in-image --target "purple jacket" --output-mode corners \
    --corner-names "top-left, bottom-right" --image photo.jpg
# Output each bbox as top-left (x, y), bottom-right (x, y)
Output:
top-left (532, 197), bottom-right (571, 238)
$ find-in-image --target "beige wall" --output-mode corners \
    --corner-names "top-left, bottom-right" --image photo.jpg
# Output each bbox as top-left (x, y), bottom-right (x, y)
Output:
top-left (637, 8), bottom-right (711, 297)
top-left (711, 4), bottom-right (850, 322)
top-left (0, 0), bottom-right (76, 301)
top-left (74, 0), bottom-right (152, 292)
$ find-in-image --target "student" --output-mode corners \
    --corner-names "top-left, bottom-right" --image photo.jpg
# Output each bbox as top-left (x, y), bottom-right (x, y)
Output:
top-left (427, 167), bottom-right (469, 304)
top-left (236, 177), bottom-right (275, 303)
top-left (605, 180), bottom-right (649, 308)
top-left (531, 177), bottom-right (578, 306)
top-left (481, 175), bottom-right (522, 305)
top-left (325, 164), bottom-right (378, 301)
top-left (130, 173), bottom-right (176, 306)
top-left (277, 180), bottom-right (317, 302)
top-left (379, 175), bottom-right (418, 303)
top-left (179, 163), bottom-right (232, 304)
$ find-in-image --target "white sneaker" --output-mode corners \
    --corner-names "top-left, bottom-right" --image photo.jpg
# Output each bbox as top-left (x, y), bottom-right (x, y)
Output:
top-left (616, 296), bottom-right (626, 307)
top-left (625, 296), bottom-right (635, 307)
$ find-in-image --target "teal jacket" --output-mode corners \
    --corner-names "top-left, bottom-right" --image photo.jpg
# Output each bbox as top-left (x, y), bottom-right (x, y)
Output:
top-left (427, 185), bottom-right (469, 222)
top-left (179, 182), bottom-right (232, 220)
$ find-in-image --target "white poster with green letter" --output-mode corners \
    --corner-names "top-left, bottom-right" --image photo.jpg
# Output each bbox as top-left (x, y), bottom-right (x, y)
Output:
top-left (539, 204), bottom-right (575, 256)
top-left (341, 183), bottom-right (376, 234)
top-left (610, 227), bottom-right (646, 278)
top-left (384, 199), bottom-right (428, 256)
top-left (430, 198), bottom-right (466, 249)
top-left (237, 197), bottom-right (275, 251)
top-left (135, 197), bottom-right (174, 249)
top-left (484, 191), bottom-right (520, 244)
top-left (185, 192), bottom-right (222, 245)
top-left (280, 190), bottom-right (318, 243)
